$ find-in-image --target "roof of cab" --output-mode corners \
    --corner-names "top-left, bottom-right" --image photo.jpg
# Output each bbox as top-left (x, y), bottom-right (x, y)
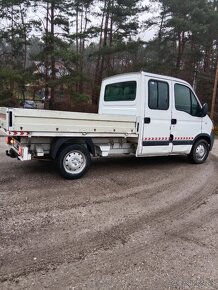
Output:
top-left (103, 71), bottom-right (190, 86)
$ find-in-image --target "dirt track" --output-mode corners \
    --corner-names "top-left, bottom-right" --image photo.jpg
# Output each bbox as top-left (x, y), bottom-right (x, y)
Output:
top-left (0, 138), bottom-right (218, 290)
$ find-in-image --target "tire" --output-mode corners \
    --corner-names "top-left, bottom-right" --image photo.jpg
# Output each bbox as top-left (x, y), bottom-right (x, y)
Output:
top-left (57, 144), bottom-right (91, 179)
top-left (188, 139), bottom-right (209, 164)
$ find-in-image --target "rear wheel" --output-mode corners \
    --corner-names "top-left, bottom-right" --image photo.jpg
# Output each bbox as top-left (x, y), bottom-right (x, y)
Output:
top-left (188, 139), bottom-right (209, 164)
top-left (57, 144), bottom-right (91, 179)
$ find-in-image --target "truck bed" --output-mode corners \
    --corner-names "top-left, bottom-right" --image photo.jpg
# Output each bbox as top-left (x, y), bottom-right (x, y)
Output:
top-left (0, 107), bottom-right (137, 137)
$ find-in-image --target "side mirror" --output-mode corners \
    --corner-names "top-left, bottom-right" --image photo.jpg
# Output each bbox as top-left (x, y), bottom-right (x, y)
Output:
top-left (200, 103), bottom-right (208, 117)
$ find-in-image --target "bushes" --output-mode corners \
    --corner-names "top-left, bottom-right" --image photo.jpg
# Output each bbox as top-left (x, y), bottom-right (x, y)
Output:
top-left (0, 67), bottom-right (25, 107)
top-left (0, 89), bottom-right (19, 107)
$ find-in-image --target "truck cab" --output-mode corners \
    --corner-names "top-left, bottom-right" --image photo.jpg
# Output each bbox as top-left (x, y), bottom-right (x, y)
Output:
top-left (99, 72), bottom-right (214, 159)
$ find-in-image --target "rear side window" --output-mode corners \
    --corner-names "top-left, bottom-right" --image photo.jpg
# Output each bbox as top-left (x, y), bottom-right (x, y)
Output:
top-left (175, 84), bottom-right (201, 116)
top-left (104, 81), bottom-right (136, 102)
top-left (148, 80), bottom-right (169, 110)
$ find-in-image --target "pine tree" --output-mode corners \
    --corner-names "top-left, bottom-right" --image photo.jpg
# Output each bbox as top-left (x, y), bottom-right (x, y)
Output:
top-left (92, 0), bottom-right (145, 105)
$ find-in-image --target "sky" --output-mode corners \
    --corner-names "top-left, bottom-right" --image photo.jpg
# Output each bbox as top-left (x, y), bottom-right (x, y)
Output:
top-left (27, 0), bottom-right (160, 41)
top-left (140, 0), bottom-right (161, 40)
top-left (1, 0), bottom-right (160, 42)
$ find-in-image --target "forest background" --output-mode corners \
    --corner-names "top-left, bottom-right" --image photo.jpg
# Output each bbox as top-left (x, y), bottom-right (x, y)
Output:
top-left (0, 0), bottom-right (217, 123)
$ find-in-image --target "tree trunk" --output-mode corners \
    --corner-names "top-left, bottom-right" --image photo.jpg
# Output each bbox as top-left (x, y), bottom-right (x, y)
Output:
top-left (203, 45), bottom-right (212, 73)
top-left (19, 4), bottom-right (27, 69)
top-left (210, 62), bottom-right (218, 120)
top-left (99, 0), bottom-right (111, 79)
top-left (176, 31), bottom-right (185, 74)
top-left (93, 0), bottom-right (107, 105)
top-left (44, 1), bottom-right (49, 109)
top-left (79, 6), bottom-right (89, 94)
top-left (158, 7), bottom-right (166, 63)
top-left (50, 1), bottom-right (56, 109)
top-left (106, 0), bottom-right (114, 74)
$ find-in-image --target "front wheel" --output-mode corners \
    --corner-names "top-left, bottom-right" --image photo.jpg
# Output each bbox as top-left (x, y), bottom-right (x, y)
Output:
top-left (57, 144), bottom-right (91, 179)
top-left (188, 139), bottom-right (209, 164)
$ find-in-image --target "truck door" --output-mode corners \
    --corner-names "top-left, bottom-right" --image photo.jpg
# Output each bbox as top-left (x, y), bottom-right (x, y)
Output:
top-left (141, 77), bottom-right (172, 155)
top-left (171, 82), bottom-right (202, 154)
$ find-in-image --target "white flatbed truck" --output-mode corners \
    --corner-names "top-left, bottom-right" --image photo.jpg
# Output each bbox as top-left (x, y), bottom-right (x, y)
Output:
top-left (0, 72), bottom-right (215, 179)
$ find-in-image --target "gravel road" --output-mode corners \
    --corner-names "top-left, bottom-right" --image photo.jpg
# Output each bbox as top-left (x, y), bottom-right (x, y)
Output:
top-left (0, 137), bottom-right (218, 290)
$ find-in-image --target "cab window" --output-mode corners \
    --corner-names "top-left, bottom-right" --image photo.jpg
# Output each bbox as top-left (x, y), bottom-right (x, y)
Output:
top-left (175, 84), bottom-right (201, 117)
top-left (104, 81), bottom-right (136, 102)
top-left (148, 80), bottom-right (169, 110)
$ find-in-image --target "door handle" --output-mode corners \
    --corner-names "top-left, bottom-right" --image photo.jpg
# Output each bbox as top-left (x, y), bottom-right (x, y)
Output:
top-left (171, 119), bottom-right (177, 125)
top-left (144, 117), bottom-right (151, 124)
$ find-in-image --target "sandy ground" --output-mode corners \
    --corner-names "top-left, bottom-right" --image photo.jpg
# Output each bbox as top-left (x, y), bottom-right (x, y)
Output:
top-left (0, 138), bottom-right (218, 290)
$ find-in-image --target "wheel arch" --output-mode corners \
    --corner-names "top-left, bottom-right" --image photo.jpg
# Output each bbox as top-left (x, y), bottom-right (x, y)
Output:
top-left (193, 134), bottom-right (212, 150)
top-left (51, 137), bottom-right (95, 159)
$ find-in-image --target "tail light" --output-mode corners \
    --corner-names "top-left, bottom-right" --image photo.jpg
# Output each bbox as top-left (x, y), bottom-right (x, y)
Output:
top-left (6, 137), bottom-right (14, 145)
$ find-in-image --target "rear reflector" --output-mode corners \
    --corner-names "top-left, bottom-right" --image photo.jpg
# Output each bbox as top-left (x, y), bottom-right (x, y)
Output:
top-left (18, 147), bottom-right (23, 156)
